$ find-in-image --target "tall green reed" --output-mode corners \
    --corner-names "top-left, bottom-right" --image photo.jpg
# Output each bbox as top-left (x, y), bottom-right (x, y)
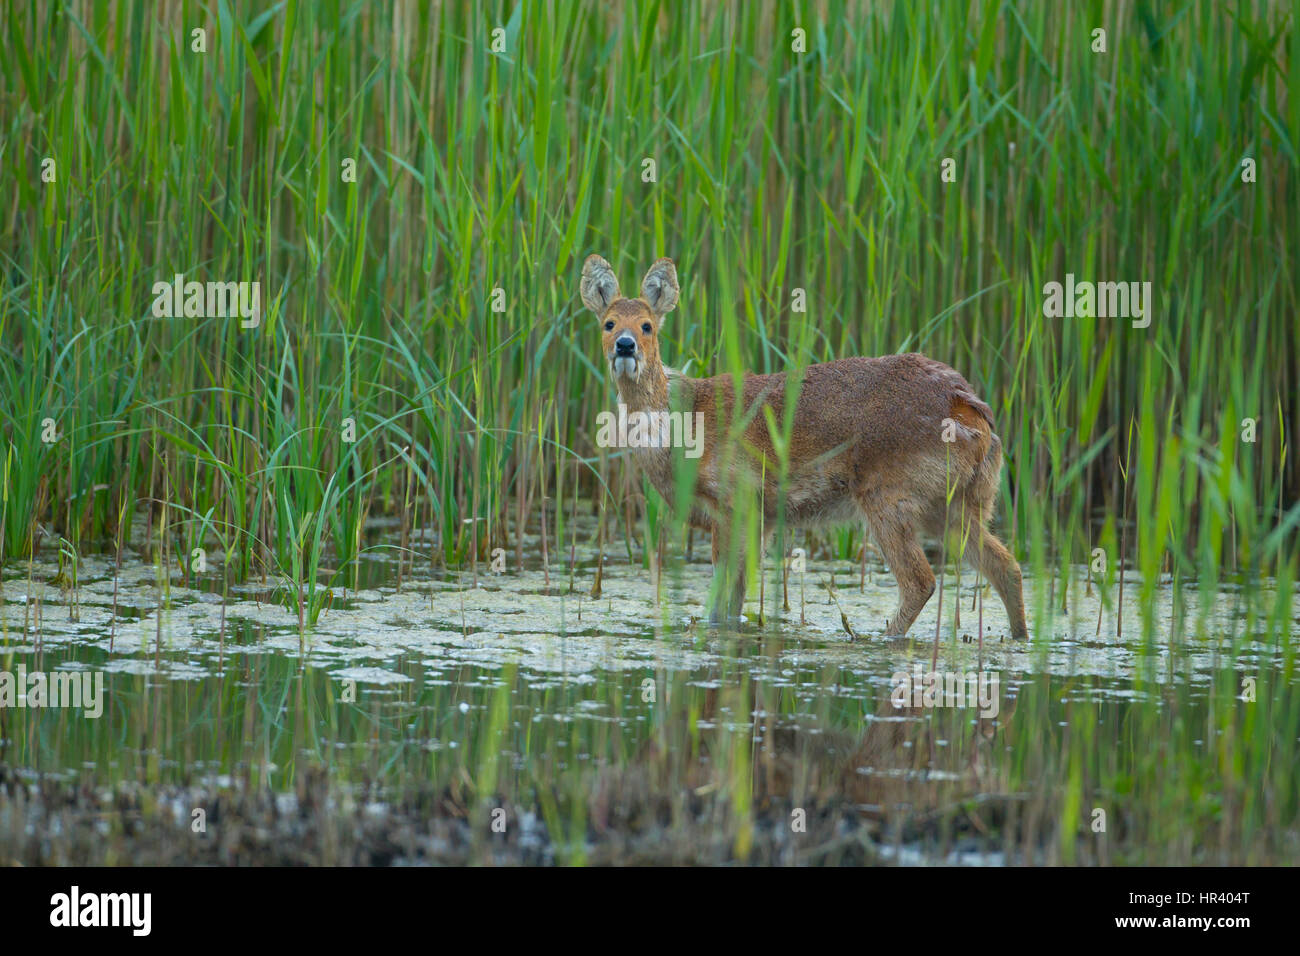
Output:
top-left (0, 0), bottom-right (1294, 634)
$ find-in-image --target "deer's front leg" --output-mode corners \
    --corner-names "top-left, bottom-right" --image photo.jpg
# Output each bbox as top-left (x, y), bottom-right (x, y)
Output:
top-left (708, 518), bottom-right (748, 624)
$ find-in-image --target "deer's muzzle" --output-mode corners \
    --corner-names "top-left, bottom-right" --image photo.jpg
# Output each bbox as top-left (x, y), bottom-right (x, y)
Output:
top-left (611, 334), bottom-right (638, 377)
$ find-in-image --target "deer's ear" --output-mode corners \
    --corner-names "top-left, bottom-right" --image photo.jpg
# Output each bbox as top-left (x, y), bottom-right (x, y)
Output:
top-left (580, 255), bottom-right (620, 315)
top-left (640, 258), bottom-right (679, 317)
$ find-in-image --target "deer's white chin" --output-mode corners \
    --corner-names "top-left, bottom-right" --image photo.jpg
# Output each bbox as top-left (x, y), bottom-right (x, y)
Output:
top-left (612, 356), bottom-right (639, 378)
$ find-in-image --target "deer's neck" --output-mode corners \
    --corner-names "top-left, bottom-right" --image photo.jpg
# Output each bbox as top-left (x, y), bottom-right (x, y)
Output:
top-left (611, 360), bottom-right (688, 504)
top-left (614, 359), bottom-right (672, 412)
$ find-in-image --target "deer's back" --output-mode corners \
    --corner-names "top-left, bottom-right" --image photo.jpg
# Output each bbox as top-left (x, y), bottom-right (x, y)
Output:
top-left (691, 353), bottom-right (992, 453)
top-left (684, 353), bottom-right (997, 525)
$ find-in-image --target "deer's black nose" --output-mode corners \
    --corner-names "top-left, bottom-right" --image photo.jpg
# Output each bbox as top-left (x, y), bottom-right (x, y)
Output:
top-left (615, 335), bottom-right (636, 356)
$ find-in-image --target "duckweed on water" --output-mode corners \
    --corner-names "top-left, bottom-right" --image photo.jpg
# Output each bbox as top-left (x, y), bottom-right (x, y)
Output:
top-left (1, 515), bottom-right (1295, 865)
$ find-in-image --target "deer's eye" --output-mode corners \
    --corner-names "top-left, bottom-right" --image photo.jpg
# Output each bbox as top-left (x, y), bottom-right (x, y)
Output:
top-left (604, 321), bottom-right (615, 331)
top-left (641, 323), bottom-right (653, 334)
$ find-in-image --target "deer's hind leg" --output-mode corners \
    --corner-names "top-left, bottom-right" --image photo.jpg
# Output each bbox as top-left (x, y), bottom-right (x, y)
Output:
top-left (968, 526), bottom-right (1028, 641)
top-left (864, 507), bottom-right (936, 638)
top-left (954, 445), bottom-right (1029, 641)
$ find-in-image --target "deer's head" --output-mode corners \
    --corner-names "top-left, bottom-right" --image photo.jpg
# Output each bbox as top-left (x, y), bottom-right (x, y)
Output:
top-left (580, 255), bottom-right (679, 383)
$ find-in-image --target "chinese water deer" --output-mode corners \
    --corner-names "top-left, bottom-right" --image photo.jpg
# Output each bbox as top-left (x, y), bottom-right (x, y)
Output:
top-left (581, 254), bottom-right (1028, 640)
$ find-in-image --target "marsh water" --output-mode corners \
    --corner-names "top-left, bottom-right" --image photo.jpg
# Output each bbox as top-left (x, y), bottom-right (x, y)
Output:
top-left (1, 511), bottom-right (1295, 865)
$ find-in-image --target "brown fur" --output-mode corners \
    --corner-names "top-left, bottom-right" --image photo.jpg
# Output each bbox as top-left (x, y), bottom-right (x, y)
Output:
top-left (581, 254), bottom-right (1029, 639)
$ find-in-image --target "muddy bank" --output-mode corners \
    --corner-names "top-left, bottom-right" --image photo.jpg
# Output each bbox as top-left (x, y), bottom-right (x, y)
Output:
top-left (0, 766), bottom-right (911, 866)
